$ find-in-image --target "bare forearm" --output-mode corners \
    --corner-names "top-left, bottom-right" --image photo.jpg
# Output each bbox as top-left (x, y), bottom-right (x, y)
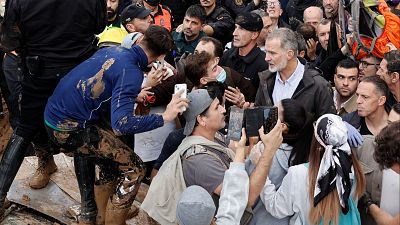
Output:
top-left (248, 152), bottom-right (274, 207)
top-left (369, 204), bottom-right (400, 225)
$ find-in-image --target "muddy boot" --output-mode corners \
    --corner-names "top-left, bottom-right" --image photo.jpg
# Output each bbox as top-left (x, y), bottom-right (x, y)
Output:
top-left (94, 181), bottom-right (117, 225)
top-left (104, 199), bottom-right (130, 225)
top-left (29, 155), bottom-right (58, 189)
top-left (0, 134), bottom-right (30, 222)
top-left (3, 198), bottom-right (10, 209)
top-left (126, 203), bottom-right (139, 219)
top-left (75, 155), bottom-right (97, 224)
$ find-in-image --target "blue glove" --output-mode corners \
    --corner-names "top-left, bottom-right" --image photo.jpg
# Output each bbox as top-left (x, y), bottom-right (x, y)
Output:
top-left (344, 121), bottom-right (364, 147)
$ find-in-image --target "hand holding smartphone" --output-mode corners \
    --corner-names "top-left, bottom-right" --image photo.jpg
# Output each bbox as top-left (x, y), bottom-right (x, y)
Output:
top-left (174, 84), bottom-right (187, 112)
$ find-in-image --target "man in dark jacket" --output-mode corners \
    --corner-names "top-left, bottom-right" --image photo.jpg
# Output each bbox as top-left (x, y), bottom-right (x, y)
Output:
top-left (220, 12), bottom-right (268, 88)
top-left (200, 0), bottom-right (235, 46)
top-left (0, 0), bottom-right (106, 223)
top-left (255, 28), bottom-right (336, 119)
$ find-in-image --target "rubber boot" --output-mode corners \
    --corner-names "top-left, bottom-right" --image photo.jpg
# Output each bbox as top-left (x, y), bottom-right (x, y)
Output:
top-left (94, 181), bottom-right (117, 225)
top-left (29, 155), bottom-right (58, 189)
top-left (75, 155), bottom-right (97, 224)
top-left (104, 198), bottom-right (130, 225)
top-left (0, 134), bottom-right (30, 222)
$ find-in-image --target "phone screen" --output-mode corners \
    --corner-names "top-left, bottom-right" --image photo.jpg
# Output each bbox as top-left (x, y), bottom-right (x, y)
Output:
top-left (262, 106), bottom-right (278, 134)
top-left (227, 106), bottom-right (244, 141)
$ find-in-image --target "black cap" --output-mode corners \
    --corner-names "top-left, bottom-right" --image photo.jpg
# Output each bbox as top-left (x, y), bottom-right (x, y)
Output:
top-left (121, 3), bottom-right (152, 25)
top-left (235, 12), bottom-right (263, 32)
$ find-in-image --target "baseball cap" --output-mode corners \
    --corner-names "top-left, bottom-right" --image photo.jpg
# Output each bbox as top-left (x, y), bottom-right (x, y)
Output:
top-left (183, 89), bottom-right (214, 136)
top-left (121, 3), bottom-right (152, 25)
top-left (235, 12), bottom-right (263, 32)
top-left (176, 185), bottom-right (216, 225)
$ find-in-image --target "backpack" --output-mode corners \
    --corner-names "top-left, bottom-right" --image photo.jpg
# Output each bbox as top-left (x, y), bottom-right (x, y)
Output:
top-left (351, 0), bottom-right (400, 59)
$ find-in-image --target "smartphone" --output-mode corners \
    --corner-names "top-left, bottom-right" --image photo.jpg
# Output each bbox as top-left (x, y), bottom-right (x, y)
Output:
top-left (174, 83), bottom-right (187, 112)
top-left (227, 106), bottom-right (244, 141)
top-left (244, 108), bottom-right (264, 137)
top-left (261, 106), bottom-right (278, 134)
top-left (153, 60), bottom-right (163, 69)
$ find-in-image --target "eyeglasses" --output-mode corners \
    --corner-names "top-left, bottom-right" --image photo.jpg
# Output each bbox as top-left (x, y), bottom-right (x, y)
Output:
top-left (359, 60), bottom-right (379, 69)
top-left (267, 1), bottom-right (280, 7)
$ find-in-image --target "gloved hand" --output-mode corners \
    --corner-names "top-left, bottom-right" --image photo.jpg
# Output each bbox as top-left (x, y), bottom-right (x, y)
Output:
top-left (344, 121), bottom-right (364, 147)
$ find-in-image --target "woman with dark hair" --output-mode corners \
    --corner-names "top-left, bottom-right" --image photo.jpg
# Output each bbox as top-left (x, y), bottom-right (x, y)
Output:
top-left (248, 98), bottom-right (314, 225)
top-left (279, 99), bottom-right (314, 166)
top-left (259, 114), bottom-right (365, 225)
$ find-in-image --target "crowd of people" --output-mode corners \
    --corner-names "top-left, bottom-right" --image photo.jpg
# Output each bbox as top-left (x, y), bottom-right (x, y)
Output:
top-left (0, 0), bottom-right (399, 225)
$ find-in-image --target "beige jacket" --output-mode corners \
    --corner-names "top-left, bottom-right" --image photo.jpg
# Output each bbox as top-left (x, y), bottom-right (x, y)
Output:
top-left (141, 135), bottom-right (235, 225)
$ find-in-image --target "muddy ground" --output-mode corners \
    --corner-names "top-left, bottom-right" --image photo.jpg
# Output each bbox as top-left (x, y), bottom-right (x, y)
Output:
top-left (0, 104), bottom-right (158, 225)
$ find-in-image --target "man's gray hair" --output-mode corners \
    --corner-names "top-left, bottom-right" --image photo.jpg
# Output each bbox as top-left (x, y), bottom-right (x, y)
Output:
top-left (266, 28), bottom-right (298, 53)
top-left (251, 9), bottom-right (269, 18)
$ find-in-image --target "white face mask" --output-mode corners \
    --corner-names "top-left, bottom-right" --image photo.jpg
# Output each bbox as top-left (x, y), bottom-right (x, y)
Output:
top-left (215, 68), bottom-right (227, 83)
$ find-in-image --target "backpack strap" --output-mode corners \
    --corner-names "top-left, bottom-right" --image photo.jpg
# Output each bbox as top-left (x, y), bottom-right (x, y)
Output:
top-left (182, 145), bottom-right (229, 169)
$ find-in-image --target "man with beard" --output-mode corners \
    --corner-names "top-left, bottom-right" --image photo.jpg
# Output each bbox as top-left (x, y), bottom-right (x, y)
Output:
top-left (97, 0), bottom-right (128, 47)
top-left (359, 54), bottom-right (382, 80)
top-left (172, 5), bottom-right (207, 58)
top-left (322, 0), bottom-right (350, 24)
top-left (333, 58), bottom-right (359, 116)
top-left (255, 28), bottom-right (336, 120)
top-left (142, 88), bottom-right (284, 225)
top-left (107, 0), bottom-right (121, 26)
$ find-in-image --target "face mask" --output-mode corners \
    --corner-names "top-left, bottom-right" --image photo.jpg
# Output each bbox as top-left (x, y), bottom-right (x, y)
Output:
top-left (215, 68), bottom-right (227, 83)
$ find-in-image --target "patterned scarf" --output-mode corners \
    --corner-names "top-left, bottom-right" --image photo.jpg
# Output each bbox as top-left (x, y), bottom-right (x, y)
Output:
top-left (313, 114), bottom-right (353, 214)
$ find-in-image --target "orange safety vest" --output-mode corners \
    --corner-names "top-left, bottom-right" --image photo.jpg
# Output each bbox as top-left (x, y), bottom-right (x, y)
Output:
top-left (351, 0), bottom-right (400, 59)
top-left (153, 5), bottom-right (173, 32)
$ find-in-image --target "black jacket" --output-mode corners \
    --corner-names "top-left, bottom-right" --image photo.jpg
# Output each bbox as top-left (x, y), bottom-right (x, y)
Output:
top-left (255, 62), bottom-right (336, 120)
top-left (1, 0), bottom-right (107, 62)
top-left (206, 6), bottom-right (234, 46)
top-left (221, 46), bottom-right (268, 87)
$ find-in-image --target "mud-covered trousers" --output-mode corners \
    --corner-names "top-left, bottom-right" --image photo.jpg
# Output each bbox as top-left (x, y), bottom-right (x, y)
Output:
top-left (45, 124), bottom-right (146, 210)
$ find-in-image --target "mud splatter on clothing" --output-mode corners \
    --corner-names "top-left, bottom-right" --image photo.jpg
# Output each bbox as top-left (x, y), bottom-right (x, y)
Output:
top-left (45, 45), bottom-right (164, 136)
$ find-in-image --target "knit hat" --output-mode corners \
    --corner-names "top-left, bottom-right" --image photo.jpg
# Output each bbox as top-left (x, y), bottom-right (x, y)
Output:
top-left (183, 89), bottom-right (213, 136)
top-left (176, 185), bottom-right (216, 225)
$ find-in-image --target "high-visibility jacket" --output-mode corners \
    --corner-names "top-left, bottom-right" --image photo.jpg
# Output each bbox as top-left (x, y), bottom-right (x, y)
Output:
top-left (152, 4), bottom-right (173, 32)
